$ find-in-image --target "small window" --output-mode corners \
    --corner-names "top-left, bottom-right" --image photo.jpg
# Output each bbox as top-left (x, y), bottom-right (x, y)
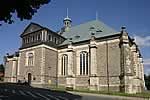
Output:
top-left (48, 34), bottom-right (52, 41)
top-left (30, 36), bottom-right (33, 43)
top-left (75, 35), bottom-right (80, 39)
top-left (27, 37), bottom-right (30, 43)
top-left (32, 36), bottom-right (35, 42)
top-left (90, 27), bottom-right (95, 29)
top-left (54, 37), bottom-right (57, 44)
top-left (96, 30), bottom-right (102, 32)
top-left (37, 34), bottom-right (41, 41)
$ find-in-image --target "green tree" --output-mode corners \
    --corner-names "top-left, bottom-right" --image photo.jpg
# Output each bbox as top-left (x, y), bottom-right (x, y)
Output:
top-left (0, 0), bottom-right (50, 25)
top-left (144, 74), bottom-right (150, 90)
top-left (0, 64), bottom-right (4, 73)
top-left (0, 64), bottom-right (4, 81)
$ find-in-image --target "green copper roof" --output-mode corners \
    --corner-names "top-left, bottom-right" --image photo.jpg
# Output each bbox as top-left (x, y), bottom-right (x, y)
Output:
top-left (60, 20), bottom-right (119, 45)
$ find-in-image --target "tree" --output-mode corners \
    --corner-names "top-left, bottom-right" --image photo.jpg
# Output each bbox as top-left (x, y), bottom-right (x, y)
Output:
top-left (0, 64), bottom-right (4, 73)
top-left (144, 74), bottom-right (150, 90)
top-left (0, 0), bottom-right (50, 25)
top-left (0, 64), bottom-right (4, 81)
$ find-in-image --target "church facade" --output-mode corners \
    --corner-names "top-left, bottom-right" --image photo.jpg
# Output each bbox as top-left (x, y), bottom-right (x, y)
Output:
top-left (4, 16), bottom-right (145, 93)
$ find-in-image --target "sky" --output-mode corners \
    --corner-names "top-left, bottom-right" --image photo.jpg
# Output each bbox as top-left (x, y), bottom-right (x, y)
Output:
top-left (0, 0), bottom-right (150, 74)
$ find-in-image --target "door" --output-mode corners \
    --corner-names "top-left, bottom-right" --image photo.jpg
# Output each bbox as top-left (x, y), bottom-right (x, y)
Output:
top-left (28, 73), bottom-right (32, 85)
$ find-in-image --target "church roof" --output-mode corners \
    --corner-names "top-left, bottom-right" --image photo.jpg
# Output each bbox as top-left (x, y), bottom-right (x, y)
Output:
top-left (60, 20), bottom-right (120, 45)
top-left (21, 22), bottom-right (44, 37)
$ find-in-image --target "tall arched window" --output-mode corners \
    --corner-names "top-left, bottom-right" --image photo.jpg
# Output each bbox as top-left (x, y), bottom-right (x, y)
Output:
top-left (61, 54), bottom-right (68, 75)
top-left (28, 53), bottom-right (34, 66)
top-left (80, 51), bottom-right (89, 75)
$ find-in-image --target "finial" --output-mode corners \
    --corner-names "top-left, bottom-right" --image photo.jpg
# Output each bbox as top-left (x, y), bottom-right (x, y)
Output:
top-left (96, 11), bottom-right (98, 20)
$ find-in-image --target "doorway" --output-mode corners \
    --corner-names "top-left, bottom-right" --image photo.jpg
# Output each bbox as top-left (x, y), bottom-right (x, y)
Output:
top-left (28, 73), bottom-right (32, 85)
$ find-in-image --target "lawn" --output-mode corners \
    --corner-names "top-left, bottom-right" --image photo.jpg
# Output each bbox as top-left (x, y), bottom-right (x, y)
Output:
top-left (48, 85), bottom-right (150, 98)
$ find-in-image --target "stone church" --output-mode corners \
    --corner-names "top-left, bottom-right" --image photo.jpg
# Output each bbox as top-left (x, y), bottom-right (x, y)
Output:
top-left (4, 15), bottom-right (145, 93)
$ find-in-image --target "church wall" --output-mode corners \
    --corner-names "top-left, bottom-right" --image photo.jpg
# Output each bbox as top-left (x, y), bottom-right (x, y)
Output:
top-left (58, 77), bottom-right (66, 86)
top-left (19, 47), bottom-right (43, 83)
top-left (4, 60), bottom-right (13, 82)
top-left (44, 47), bottom-right (58, 85)
top-left (75, 76), bottom-right (89, 90)
top-left (57, 39), bottom-right (121, 91)
top-left (4, 57), bottom-right (18, 83)
top-left (97, 39), bottom-right (121, 91)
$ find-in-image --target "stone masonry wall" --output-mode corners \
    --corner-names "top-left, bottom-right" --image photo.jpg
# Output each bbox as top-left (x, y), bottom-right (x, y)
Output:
top-left (19, 47), bottom-right (42, 83)
top-left (44, 48), bottom-right (58, 85)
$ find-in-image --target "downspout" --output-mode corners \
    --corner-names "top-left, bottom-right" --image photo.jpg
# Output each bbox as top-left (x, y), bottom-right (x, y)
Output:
top-left (56, 51), bottom-right (58, 87)
top-left (106, 40), bottom-right (109, 93)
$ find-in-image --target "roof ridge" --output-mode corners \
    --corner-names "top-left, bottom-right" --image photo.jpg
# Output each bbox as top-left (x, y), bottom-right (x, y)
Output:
top-left (70, 20), bottom-right (98, 29)
top-left (69, 20), bottom-right (117, 32)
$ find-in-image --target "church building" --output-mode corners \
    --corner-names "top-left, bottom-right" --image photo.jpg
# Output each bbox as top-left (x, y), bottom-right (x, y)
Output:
top-left (4, 15), bottom-right (145, 93)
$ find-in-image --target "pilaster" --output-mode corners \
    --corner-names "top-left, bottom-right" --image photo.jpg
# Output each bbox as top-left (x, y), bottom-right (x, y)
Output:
top-left (89, 35), bottom-right (97, 76)
top-left (120, 26), bottom-right (132, 93)
top-left (89, 35), bottom-right (99, 91)
top-left (66, 41), bottom-right (75, 89)
top-left (41, 47), bottom-right (45, 84)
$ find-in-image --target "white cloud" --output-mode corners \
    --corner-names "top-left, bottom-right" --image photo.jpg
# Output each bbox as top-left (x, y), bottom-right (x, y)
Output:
top-left (134, 36), bottom-right (150, 47)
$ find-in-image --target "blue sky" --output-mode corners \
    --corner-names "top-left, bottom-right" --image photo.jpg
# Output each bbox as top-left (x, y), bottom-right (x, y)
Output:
top-left (0, 0), bottom-right (150, 74)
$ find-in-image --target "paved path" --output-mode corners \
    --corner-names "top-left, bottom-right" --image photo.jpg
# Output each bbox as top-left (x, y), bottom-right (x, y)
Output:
top-left (0, 83), bottom-right (81, 100)
top-left (0, 83), bottom-right (149, 100)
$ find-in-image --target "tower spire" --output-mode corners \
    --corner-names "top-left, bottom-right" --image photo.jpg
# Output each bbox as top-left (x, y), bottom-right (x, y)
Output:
top-left (67, 8), bottom-right (69, 18)
top-left (96, 11), bottom-right (98, 20)
top-left (63, 8), bottom-right (72, 32)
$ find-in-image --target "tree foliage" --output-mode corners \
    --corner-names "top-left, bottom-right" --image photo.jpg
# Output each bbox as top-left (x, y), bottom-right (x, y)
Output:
top-left (144, 74), bottom-right (150, 90)
top-left (0, 64), bottom-right (4, 73)
top-left (0, 0), bottom-right (50, 25)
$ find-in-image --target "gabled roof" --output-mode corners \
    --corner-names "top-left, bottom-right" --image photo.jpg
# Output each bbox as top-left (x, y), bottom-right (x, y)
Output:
top-left (60, 20), bottom-right (120, 45)
top-left (21, 22), bottom-right (44, 37)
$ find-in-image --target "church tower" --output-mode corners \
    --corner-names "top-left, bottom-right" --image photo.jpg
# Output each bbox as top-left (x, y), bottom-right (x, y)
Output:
top-left (63, 8), bottom-right (72, 31)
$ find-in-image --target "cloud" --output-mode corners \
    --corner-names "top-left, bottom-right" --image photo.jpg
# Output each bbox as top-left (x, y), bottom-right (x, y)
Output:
top-left (143, 58), bottom-right (150, 75)
top-left (134, 36), bottom-right (150, 47)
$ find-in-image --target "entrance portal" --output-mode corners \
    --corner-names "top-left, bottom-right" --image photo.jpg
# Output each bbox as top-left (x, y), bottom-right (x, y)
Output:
top-left (28, 73), bottom-right (32, 85)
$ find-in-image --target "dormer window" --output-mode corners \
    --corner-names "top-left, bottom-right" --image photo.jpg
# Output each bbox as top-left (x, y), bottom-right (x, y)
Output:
top-left (90, 26), bottom-right (95, 29)
top-left (96, 30), bottom-right (102, 32)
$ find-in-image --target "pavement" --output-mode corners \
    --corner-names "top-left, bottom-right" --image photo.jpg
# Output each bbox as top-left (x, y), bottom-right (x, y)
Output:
top-left (0, 83), bottom-right (149, 100)
top-left (0, 83), bottom-right (81, 100)
top-left (69, 91), bottom-right (150, 100)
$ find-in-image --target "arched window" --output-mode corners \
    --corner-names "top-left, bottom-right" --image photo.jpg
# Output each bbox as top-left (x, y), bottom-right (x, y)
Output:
top-left (61, 54), bottom-right (68, 75)
top-left (28, 53), bottom-right (34, 66)
top-left (80, 51), bottom-right (89, 75)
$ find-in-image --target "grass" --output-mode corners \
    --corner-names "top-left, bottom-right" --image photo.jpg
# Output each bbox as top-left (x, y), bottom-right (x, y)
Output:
top-left (73, 89), bottom-right (150, 98)
top-left (48, 85), bottom-right (150, 98)
top-left (48, 85), bottom-right (66, 91)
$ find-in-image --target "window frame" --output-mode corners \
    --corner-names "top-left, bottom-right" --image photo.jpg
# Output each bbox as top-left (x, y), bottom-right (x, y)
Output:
top-left (61, 54), bottom-right (68, 76)
top-left (80, 51), bottom-right (89, 75)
